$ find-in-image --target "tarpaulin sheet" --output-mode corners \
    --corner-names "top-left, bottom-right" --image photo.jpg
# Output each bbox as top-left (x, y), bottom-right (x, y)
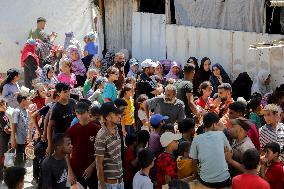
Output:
top-left (0, 0), bottom-right (94, 73)
top-left (174, 0), bottom-right (265, 33)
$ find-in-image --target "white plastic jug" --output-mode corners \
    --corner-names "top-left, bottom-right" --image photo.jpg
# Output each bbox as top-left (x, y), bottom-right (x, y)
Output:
top-left (4, 149), bottom-right (16, 168)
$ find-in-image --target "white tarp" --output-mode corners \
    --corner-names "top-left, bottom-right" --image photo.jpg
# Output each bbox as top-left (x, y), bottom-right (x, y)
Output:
top-left (0, 0), bottom-right (94, 73)
top-left (174, 0), bottom-right (265, 33)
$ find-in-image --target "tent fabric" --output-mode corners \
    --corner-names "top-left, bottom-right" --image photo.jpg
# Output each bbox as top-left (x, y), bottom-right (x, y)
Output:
top-left (174, 0), bottom-right (265, 33)
top-left (0, 0), bottom-right (95, 73)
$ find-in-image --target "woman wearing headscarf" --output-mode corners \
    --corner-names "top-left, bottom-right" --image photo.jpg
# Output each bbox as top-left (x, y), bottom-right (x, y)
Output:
top-left (193, 57), bottom-right (212, 96)
top-left (21, 39), bottom-right (39, 89)
top-left (232, 72), bottom-right (253, 101)
top-left (209, 63), bottom-right (231, 96)
top-left (165, 61), bottom-right (182, 81)
top-left (251, 70), bottom-right (272, 97)
top-left (37, 64), bottom-right (58, 87)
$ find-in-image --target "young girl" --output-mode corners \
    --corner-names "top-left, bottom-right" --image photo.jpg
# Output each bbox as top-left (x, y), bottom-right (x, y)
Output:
top-left (57, 58), bottom-right (77, 88)
top-left (68, 45), bottom-right (86, 87)
top-left (38, 64), bottom-right (58, 87)
top-left (83, 32), bottom-right (98, 57)
top-left (0, 69), bottom-right (21, 108)
top-left (136, 94), bottom-right (150, 131)
top-left (102, 67), bottom-right (119, 102)
top-left (88, 77), bottom-right (107, 106)
top-left (196, 81), bottom-right (213, 113)
top-left (247, 98), bottom-right (263, 129)
top-left (83, 68), bottom-right (97, 97)
top-left (120, 84), bottom-right (135, 135)
top-left (31, 84), bottom-right (47, 110)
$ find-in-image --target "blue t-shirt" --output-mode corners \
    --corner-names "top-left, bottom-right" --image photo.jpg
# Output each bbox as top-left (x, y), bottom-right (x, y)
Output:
top-left (84, 42), bottom-right (98, 55)
top-left (102, 82), bottom-right (118, 102)
top-left (189, 131), bottom-right (231, 183)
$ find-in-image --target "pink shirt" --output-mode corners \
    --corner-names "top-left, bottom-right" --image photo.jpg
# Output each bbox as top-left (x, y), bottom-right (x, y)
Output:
top-left (57, 72), bottom-right (77, 88)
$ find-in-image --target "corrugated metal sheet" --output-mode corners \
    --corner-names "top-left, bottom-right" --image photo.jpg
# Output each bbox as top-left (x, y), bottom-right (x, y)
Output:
top-left (132, 12), bottom-right (284, 88)
top-left (104, 0), bottom-right (137, 54)
top-left (132, 12), bottom-right (166, 62)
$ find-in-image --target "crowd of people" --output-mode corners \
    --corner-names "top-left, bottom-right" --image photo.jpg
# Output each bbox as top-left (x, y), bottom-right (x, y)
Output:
top-left (0, 17), bottom-right (284, 189)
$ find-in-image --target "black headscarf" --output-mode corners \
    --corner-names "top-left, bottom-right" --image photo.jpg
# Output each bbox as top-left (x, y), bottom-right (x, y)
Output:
top-left (193, 57), bottom-right (212, 96)
top-left (232, 72), bottom-right (253, 101)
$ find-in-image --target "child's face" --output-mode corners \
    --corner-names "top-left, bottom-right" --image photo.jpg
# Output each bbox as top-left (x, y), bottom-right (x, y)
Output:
top-left (47, 68), bottom-right (54, 79)
top-left (171, 66), bottom-right (180, 75)
top-left (110, 72), bottom-right (119, 81)
top-left (264, 110), bottom-right (279, 125)
top-left (94, 59), bottom-right (102, 68)
top-left (0, 103), bottom-right (7, 111)
top-left (21, 99), bottom-right (30, 108)
top-left (265, 148), bottom-right (278, 162)
top-left (38, 87), bottom-right (47, 98)
top-left (76, 111), bottom-right (89, 122)
top-left (132, 64), bottom-right (139, 72)
top-left (126, 90), bottom-right (133, 98)
top-left (89, 71), bottom-right (96, 79)
top-left (169, 140), bottom-right (179, 151)
top-left (70, 51), bottom-right (80, 61)
top-left (55, 51), bottom-right (62, 58)
top-left (61, 63), bottom-right (71, 74)
top-left (59, 90), bottom-right (70, 101)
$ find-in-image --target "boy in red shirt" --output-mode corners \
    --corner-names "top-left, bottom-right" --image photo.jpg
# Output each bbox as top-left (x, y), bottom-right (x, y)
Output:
top-left (260, 142), bottom-right (284, 189)
top-left (156, 132), bottom-right (181, 189)
top-left (232, 148), bottom-right (269, 189)
top-left (66, 102), bottom-right (101, 189)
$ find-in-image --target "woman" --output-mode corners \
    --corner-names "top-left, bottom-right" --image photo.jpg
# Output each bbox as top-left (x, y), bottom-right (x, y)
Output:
top-left (187, 57), bottom-right (199, 71)
top-left (209, 63), bottom-right (231, 96)
top-left (0, 69), bottom-right (21, 108)
top-left (251, 69), bottom-right (272, 97)
top-left (21, 39), bottom-right (39, 89)
top-left (102, 67), bottom-right (119, 102)
top-left (193, 57), bottom-right (212, 96)
top-left (232, 72), bottom-right (253, 101)
top-left (89, 55), bottom-right (108, 76)
top-left (196, 81), bottom-right (213, 113)
top-left (165, 62), bottom-right (181, 81)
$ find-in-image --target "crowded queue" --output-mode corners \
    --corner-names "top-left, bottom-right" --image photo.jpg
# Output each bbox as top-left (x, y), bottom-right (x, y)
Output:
top-left (0, 17), bottom-right (284, 189)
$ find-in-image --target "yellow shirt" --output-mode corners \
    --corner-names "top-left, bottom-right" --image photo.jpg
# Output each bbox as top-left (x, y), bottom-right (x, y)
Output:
top-left (122, 97), bottom-right (135, 126)
top-left (177, 156), bottom-right (193, 179)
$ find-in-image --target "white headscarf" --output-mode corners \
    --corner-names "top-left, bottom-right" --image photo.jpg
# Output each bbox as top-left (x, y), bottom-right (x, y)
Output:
top-left (251, 69), bottom-right (272, 96)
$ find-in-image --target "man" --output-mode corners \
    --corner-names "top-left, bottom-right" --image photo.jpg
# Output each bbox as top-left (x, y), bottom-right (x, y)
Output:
top-left (190, 112), bottom-right (231, 188)
top-left (67, 102), bottom-right (101, 189)
top-left (46, 83), bottom-right (76, 155)
top-left (228, 101), bottom-right (260, 150)
top-left (95, 102), bottom-right (124, 189)
top-left (113, 52), bottom-right (126, 90)
top-left (145, 84), bottom-right (185, 124)
top-left (28, 17), bottom-right (46, 41)
top-left (174, 63), bottom-right (199, 119)
top-left (41, 134), bottom-right (73, 189)
top-left (225, 118), bottom-right (255, 177)
top-left (136, 59), bottom-right (163, 98)
top-left (211, 83), bottom-right (234, 124)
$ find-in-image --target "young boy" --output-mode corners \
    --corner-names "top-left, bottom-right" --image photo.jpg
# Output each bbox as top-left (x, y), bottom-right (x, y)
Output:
top-left (89, 105), bottom-right (101, 125)
top-left (259, 104), bottom-right (284, 161)
top-left (156, 132), bottom-right (181, 189)
top-left (0, 98), bottom-right (10, 178)
top-left (133, 149), bottom-right (155, 189)
top-left (4, 167), bottom-right (26, 189)
top-left (67, 102), bottom-right (101, 189)
top-left (149, 114), bottom-right (168, 157)
top-left (11, 93), bottom-right (30, 167)
top-left (232, 148), bottom-right (270, 189)
top-left (123, 134), bottom-right (138, 189)
top-left (177, 141), bottom-right (193, 179)
top-left (41, 133), bottom-right (73, 189)
top-left (260, 142), bottom-right (284, 189)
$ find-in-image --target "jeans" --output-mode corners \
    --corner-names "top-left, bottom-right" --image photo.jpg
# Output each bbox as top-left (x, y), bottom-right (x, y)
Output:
top-left (98, 182), bottom-right (124, 189)
top-left (125, 125), bottom-right (135, 135)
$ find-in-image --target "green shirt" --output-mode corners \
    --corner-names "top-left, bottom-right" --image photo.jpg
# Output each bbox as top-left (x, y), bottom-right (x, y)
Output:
top-left (83, 79), bottom-right (92, 97)
top-left (249, 112), bottom-right (262, 129)
top-left (28, 28), bottom-right (44, 40)
top-left (174, 79), bottom-right (193, 117)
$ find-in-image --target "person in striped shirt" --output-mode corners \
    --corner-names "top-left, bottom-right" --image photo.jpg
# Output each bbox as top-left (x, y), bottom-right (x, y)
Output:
top-left (259, 104), bottom-right (284, 161)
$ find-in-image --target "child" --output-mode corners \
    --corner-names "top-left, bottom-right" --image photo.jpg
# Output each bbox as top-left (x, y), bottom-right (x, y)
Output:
top-left (31, 84), bottom-right (47, 110)
top-left (83, 68), bottom-right (97, 97)
top-left (260, 142), bottom-right (284, 189)
top-left (259, 104), bottom-right (284, 160)
top-left (11, 93), bottom-right (30, 167)
top-left (136, 94), bottom-right (149, 131)
top-left (67, 102), bottom-right (101, 188)
top-left (247, 98), bottom-right (263, 129)
top-left (232, 148), bottom-right (270, 189)
top-left (123, 134), bottom-right (138, 189)
top-left (68, 45), bottom-right (86, 87)
top-left (127, 58), bottom-right (140, 79)
top-left (178, 118), bottom-right (195, 143)
top-left (136, 130), bottom-right (150, 155)
top-left (57, 58), bottom-right (77, 88)
top-left (83, 32), bottom-right (98, 57)
top-left (149, 114), bottom-right (168, 157)
top-left (88, 77), bottom-right (107, 106)
top-left (4, 167), bottom-right (26, 189)
top-left (89, 105), bottom-right (101, 125)
top-left (0, 69), bottom-right (21, 108)
top-left (133, 149), bottom-right (155, 189)
top-left (120, 84), bottom-right (135, 135)
top-left (89, 55), bottom-right (107, 77)
top-left (37, 64), bottom-right (58, 87)
top-left (156, 132), bottom-right (181, 189)
top-left (177, 141), bottom-right (193, 179)
top-left (102, 66), bottom-right (119, 102)
top-left (0, 98), bottom-right (10, 179)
